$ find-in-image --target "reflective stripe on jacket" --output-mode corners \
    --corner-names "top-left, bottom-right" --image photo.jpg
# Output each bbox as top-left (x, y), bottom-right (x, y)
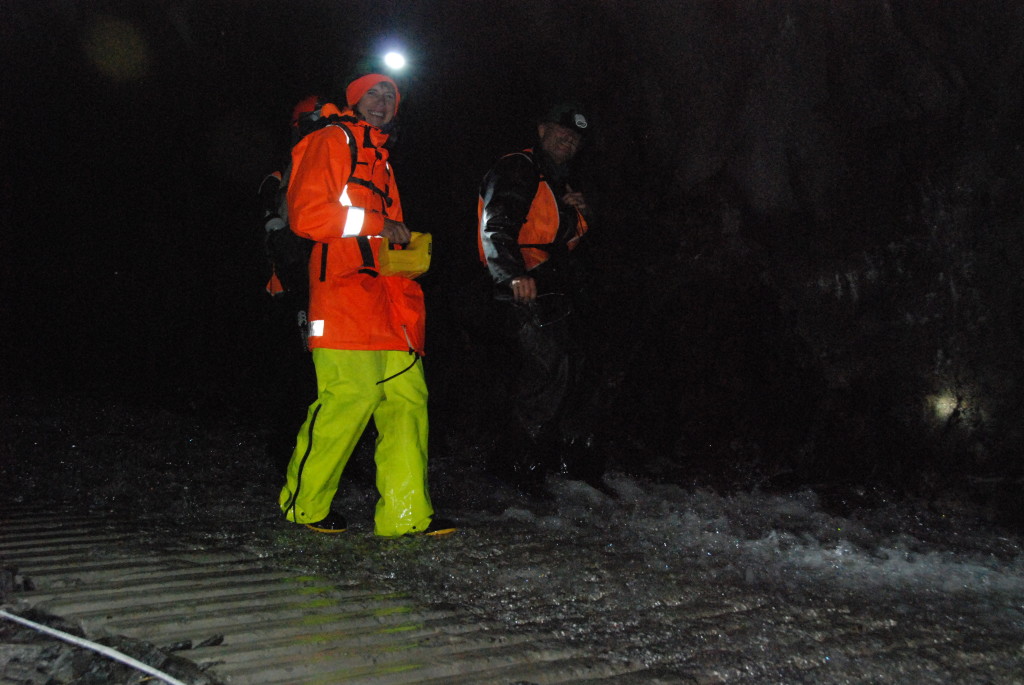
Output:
top-left (287, 104), bottom-right (425, 354)
top-left (477, 149), bottom-right (589, 284)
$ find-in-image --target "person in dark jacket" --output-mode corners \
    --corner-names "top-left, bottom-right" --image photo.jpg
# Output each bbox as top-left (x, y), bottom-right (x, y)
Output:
top-left (477, 103), bottom-right (600, 491)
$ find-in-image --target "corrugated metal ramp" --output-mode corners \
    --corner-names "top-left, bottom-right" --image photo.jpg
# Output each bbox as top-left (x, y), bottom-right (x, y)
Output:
top-left (0, 509), bottom-right (648, 684)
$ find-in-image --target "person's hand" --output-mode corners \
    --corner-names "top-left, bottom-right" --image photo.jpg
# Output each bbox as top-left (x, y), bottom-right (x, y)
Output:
top-left (381, 219), bottom-right (411, 245)
top-left (510, 275), bottom-right (537, 303)
top-left (562, 184), bottom-right (588, 214)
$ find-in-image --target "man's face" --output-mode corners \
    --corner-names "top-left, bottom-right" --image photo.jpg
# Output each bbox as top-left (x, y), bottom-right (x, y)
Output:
top-left (538, 122), bottom-right (583, 165)
top-left (355, 81), bottom-right (397, 128)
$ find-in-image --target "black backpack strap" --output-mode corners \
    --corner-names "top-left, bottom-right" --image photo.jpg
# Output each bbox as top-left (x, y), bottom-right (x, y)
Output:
top-left (303, 111), bottom-right (386, 277)
top-left (331, 118), bottom-right (380, 277)
top-left (346, 176), bottom-right (393, 206)
top-left (339, 116), bottom-right (393, 206)
top-left (356, 237), bottom-right (377, 277)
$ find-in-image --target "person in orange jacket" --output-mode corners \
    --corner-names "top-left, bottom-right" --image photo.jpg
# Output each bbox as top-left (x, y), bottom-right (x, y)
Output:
top-left (478, 103), bottom-right (600, 492)
top-left (278, 74), bottom-right (453, 537)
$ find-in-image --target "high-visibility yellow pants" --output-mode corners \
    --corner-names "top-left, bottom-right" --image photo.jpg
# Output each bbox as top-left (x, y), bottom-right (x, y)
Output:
top-left (279, 348), bottom-right (433, 537)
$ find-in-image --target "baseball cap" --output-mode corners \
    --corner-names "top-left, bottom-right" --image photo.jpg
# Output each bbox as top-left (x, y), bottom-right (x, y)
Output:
top-left (541, 103), bottom-right (591, 135)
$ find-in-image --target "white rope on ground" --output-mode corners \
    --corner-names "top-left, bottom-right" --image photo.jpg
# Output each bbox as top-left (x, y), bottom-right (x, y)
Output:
top-left (0, 609), bottom-right (190, 685)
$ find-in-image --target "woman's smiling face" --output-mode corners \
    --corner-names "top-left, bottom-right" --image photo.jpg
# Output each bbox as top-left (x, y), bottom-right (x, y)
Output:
top-left (355, 81), bottom-right (397, 127)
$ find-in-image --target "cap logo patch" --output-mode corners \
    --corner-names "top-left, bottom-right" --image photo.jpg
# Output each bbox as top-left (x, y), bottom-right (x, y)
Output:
top-left (573, 113), bottom-right (588, 129)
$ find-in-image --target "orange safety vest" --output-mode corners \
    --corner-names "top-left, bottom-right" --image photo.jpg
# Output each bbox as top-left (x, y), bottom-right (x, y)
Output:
top-left (477, 150), bottom-right (589, 272)
top-left (287, 105), bottom-right (425, 354)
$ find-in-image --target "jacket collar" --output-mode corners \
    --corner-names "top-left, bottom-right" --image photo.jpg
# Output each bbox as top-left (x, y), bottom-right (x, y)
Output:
top-left (340, 106), bottom-right (390, 147)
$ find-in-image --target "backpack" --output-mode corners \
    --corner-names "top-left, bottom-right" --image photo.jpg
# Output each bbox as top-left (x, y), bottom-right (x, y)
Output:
top-left (261, 104), bottom-right (361, 297)
top-left (261, 168), bottom-right (308, 296)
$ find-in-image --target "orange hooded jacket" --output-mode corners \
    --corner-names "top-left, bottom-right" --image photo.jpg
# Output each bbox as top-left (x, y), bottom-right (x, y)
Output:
top-left (287, 104), bottom-right (425, 354)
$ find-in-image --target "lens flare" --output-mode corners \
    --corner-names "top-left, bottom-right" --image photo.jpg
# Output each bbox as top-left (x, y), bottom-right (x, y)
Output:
top-left (82, 16), bottom-right (151, 82)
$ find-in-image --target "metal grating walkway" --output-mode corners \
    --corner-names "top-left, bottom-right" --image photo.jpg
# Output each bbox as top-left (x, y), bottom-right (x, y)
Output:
top-left (0, 509), bottom-right (647, 684)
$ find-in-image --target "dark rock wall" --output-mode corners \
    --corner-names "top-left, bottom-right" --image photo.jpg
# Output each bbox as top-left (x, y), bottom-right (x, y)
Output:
top-left (5, 1), bottom-right (1023, 501)
top-left (459, 0), bottom-right (1024, 492)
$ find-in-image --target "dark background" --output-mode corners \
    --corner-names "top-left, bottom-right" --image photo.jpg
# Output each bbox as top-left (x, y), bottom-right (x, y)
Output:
top-left (4, 1), bottom-right (1024, 521)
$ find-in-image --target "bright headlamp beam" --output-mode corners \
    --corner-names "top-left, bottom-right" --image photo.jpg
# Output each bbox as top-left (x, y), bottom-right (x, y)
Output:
top-left (383, 51), bottom-right (406, 71)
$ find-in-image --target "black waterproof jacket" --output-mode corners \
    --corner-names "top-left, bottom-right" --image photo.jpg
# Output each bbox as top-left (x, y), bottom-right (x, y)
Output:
top-left (478, 148), bottom-right (588, 287)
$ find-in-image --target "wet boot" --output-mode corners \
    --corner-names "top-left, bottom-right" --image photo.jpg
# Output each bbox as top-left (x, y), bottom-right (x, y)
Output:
top-left (511, 459), bottom-right (548, 498)
top-left (486, 426), bottom-right (538, 494)
top-left (561, 434), bottom-right (609, 492)
top-left (509, 429), bottom-right (559, 499)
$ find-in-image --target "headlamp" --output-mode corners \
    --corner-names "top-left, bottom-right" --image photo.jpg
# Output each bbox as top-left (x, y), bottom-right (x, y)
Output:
top-left (383, 51), bottom-right (406, 71)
